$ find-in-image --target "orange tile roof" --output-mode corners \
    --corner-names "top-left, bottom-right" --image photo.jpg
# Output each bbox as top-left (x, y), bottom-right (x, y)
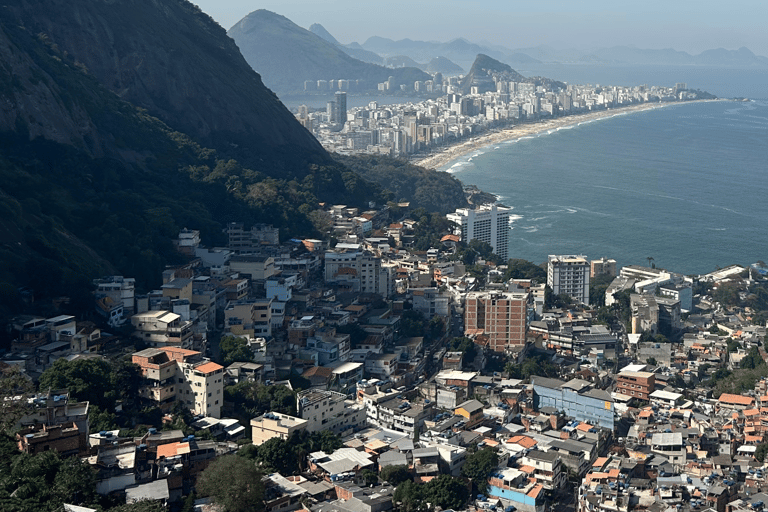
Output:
top-left (585, 472), bottom-right (608, 483)
top-left (484, 439), bottom-right (499, 447)
top-left (518, 465), bottom-right (535, 474)
top-left (639, 410), bottom-right (652, 418)
top-left (157, 441), bottom-right (190, 458)
top-left (508, 435), bottom-right (537, 449)
top-left (195, 361), bottom-right (223, 374)
top-left (527, 484), bottom-right (544, 499)
top-left (576, 422), bottom-right (594, 432)
top-left (593, 457), bottom-right (609, 467)
top-left (745, 409), bottom-right (760, 416)
top-left (746, 435), bottom-right (763, 442)
top-left (719, 393), bottom-right (755, 406)
top-left (607, 469), bottom-right (620, 478)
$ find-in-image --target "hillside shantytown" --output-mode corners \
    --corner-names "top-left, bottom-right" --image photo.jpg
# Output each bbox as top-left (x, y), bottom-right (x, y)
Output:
top-left (4, 198), bottom-right (768, 512)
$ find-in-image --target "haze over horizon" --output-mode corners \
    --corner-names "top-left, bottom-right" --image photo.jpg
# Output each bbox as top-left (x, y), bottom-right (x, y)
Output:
top-left (194, 0), bottom-right (768, 58)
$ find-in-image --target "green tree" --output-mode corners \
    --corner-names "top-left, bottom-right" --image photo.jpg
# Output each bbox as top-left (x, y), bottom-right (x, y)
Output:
top-left (425, 474), bottom-right (470, 510)
top-left (503, 259), bottom-right (546, 282)
top-left (460, 448), bottom-right (499, 494)
top-left (0, 450), bottom-right (98, 511)
top-left (219, 335), bottom-right (254, 366)
top-left (196, 455), bottom-right (265, 512)
top-left (380, 465), bottom-right (413, 486)
top-left (256, 437), bottom-right (298, 475)
top-left (358, 469), bottom-right (379, 487)
top-left (756, 443), bottom-right (768, 462)
top-left (0, 365), bottom-right (35, 433)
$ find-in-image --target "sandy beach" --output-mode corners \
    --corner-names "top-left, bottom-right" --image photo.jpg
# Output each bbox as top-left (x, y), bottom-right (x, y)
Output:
top-left (412, 101), bottom-right (698, 170)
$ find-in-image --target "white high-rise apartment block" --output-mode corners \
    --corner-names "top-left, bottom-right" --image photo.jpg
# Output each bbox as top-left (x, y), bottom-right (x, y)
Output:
top-left (447, 205), bottom-right (511, 261)
top-left (547, 255), bottom-right (590, 305)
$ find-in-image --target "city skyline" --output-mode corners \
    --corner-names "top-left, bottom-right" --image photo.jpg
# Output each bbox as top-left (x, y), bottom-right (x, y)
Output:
top-left (194, 0), bottom-right (768, 58)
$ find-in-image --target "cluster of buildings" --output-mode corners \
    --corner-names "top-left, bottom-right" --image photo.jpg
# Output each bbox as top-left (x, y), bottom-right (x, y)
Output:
top-left (6, 184), bottom-right (768, 511)
top-left (297, 74), bottom-right (699, 157)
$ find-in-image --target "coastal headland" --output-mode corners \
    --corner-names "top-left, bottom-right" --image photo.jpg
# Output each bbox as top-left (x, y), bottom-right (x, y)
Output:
top-left (412, 100), bottom-right (716, 170)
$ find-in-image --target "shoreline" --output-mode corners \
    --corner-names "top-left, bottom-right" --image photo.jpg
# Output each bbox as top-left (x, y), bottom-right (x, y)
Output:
top-left (412, 100), bottom-right (718, 171)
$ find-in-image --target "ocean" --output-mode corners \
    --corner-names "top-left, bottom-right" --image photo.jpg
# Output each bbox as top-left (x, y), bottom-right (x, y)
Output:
top-left (441, 97), bottom-right (768, 275)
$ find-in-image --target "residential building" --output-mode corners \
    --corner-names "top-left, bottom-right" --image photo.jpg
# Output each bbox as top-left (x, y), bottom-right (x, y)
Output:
top-left (250, 412), bottom-right (308, 446)
top-left (226, 222), bottom-right (279, 251)
top-left (465, 291), bottom-right (528, 351)
top-left (296, 389), bottom-right (365, 435)
top-left (590, 258), bottom-right (616, 278)
top-left (650, 432), bottom-right (685, 466)
top-left (94, 276), bottom-right (136, 316)
top-left (520, 450), bottom-right (566, 490)
top-left (615, 371), bottom-right (655, 401)
top-left (531, 376), bottom-right (614, 430)
top-left (17, 422), bottom-right (81, 456)
top-left (131, 310), bottom-right (193, 348)
top-left (547, 255), bottom-right (590, 305)
top-left (132, 347), bottom-right (224, 418)
top-left (410, 287), bottom-right (450, 317)
top-left (447, 204), bottom-right (511, 261)
top-left (224, 299), bottom-right (273, 338)
top-left (324, 248), bottom-right (392, 297)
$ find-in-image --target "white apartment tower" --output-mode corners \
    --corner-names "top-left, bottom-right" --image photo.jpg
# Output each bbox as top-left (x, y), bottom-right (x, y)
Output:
top-left (547, 255), bottom-right (590, 305)
top-left (447, 205), bottom-right (511, 261)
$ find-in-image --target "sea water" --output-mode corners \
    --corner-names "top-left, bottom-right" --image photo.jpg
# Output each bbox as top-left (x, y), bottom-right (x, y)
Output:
top-left (442, 99), bottom-right (768, 274)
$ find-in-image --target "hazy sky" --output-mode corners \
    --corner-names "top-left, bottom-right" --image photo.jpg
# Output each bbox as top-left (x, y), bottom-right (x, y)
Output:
top-left (194, 0), bottom-right (768, 57)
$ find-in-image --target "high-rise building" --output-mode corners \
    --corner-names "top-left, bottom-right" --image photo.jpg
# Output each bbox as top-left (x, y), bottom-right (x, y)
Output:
top-left (547, 255), bottom-right (590, 305)
top-left (328, 91), bottom-right (347, 126)
top-left (447, 205), bottom-right (511, 261)
top-left (465, 291), bottom-right (528, 352)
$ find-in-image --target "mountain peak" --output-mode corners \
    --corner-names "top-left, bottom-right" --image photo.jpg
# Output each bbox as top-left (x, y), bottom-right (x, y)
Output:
top-left (309, 23), bottom-right (340, 45)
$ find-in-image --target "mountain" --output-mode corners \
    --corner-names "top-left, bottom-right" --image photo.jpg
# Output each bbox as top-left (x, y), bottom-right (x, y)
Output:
top-left (4, 0), bottom-right (322, 167)
top-left (514, 44), bottom-right (768, 67)
top-left (360, 36), bottom-right (536, 70)
top-left (385, 55), bottom-right (424, 69)
top-left (309, 23), bottom-right (383, 64)
top-left (229, 10), bottom-right (429, 93)
top-left (425, 56), bottom-right (464, 74)
top-left (0, 0), bottom-right (387, 310)
top-left (459, 54), bottom-right (526, 94)
top-left (459, 54), bottom-right (565, 94)
top-left (309, 23), bottom-right (340, 45)
top-left (0, 1), bottom-right (472, 314)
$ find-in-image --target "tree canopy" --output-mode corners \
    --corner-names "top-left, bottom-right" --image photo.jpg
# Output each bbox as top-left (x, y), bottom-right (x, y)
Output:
top-left (37, 357), bottom-right (140, 411)
top-left (393, 474), bottom-right (469, 512)
top-left (197, 455), bottom-right (265, 512)
top-left (460, 447), bottom-right (499, 494)
top-left (219, 335), bottom-right (254, 366)
top-left (0, 440), bottom-right (99, 512)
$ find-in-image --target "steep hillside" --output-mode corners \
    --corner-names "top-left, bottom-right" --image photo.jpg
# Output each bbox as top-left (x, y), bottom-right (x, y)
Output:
top-left (0, 5), bottom-right (385, 311)
top-left (229, 10), bottom-right (430, 93)
top-left (334, 155), bottom-right (468, 215)
top-left (3, 0), bottom-right (323, 170)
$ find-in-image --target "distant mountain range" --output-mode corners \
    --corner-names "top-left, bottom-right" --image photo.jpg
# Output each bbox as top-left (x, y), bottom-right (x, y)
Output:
top-left (336, 34), bottom-right (768, 70)
top-left (229, 11), bottom-right (430, 93)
